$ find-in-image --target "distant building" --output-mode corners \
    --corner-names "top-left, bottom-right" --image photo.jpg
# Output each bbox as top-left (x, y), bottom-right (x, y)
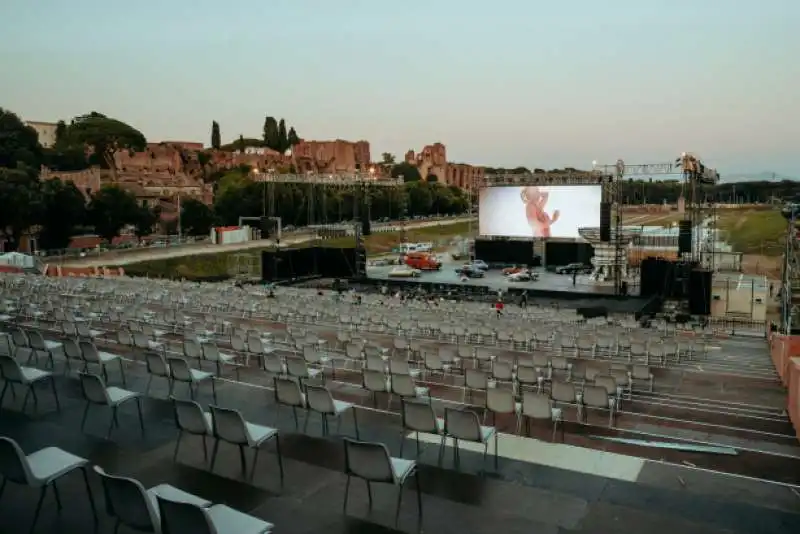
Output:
top-left (26, 121), bottom-right (59, 148)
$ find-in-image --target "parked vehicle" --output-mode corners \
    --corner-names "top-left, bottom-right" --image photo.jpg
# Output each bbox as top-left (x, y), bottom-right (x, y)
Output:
top-left (404, 252), bottom-right (441, 271)
top-left (508, 269), bottom-right (538, 282)
top-left (471, 259), bottom-right (489, 270)
top-left (454, 265), bottom-right (485, 278)
top-left (388, 266), bottom-right (422, 278)
top-left (554, 263), bottom-right (593, 275)
top-left (502, 265), bottom-right (525, 275)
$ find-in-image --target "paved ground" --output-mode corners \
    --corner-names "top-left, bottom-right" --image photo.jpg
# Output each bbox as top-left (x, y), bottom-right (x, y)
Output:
top-left (2, 364), bottom-right (799, 534)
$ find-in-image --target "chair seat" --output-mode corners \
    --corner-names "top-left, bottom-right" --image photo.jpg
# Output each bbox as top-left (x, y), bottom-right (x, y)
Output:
top-left (189, 369), bottom-right (214, 382)
top-left (245, 422), bottom-right (278, 446)
top-left (26, 446), bottom-right (88, 484)
top-left (97, 351), bottom-right (120, 363)
top-left (390, 457), bottom-right (416, 483)
top-left (148, 340), bottom-right (163, 350)
top-left (202, 413), bottom-right (213, 433)
top-left (20, 366), bottom-right (51, 383)
top-left (332, 400), bottom-right (353, 415)
top-left (106, 386), bottom-right (139, 405)
top-left (206, 503), bottom-right (274, 534)
top-left (43, 340), bottom-right (63, 350)
top-left (413, 386), bottom-right (429, 398)
top-left (148, 484), bottom-right (211, 509)
top-left (217, 352), bottom-right (236, 363)
top-left (153, 330), bottom-right (166, 338)
top-left (408, 368), bottom-right (421, 378)
top-left (87, 329), bottom-right (103, 338)
top-left (306, 368), bottom-right (322, 379)
top-left (479, 425), bottom-right (496, 442)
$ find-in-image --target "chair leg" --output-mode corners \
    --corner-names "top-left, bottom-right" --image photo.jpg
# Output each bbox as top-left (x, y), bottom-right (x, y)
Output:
top-left (201, 435), bottom-right (209, 463)
top-left (415, 470), bottom-right (423, 526)
top-left (136, 398), bottom-right (145, 435)
top-left (173, 430), bottom-right (183, 462)
top-left (50, 376), bottom-right (61, 412)
top-left (211, 378), bottom-right (217, 403)
top-left (29, 486), bottom-right (47, 534)
top-left (366, 480), bottom-right (373, 508)
top-left (210, 438), bottom-right (220, 472)
top-left (145, 376), bottom-right (153, 395)
top-left (21, 385), bottom-right (32, 413)
top-left (352, 409), bottom-right (360, 439)
top-left (52, 479), bottom-right (63, 509)
top-left (342, 475), bottom-right (351, 514)
top-left (250, 447), bottom-right (260, 481)
top-left (119, 359), bottom-right (127, 386)
top-left (0, 382), bottom-right (7, 407)
top-left (238, 445), bottom-right (247, 476)
top-left (494, 432), bottom-right (499, 469)
top-left (107, 407), bottom-right (117, 439)
top-left (394, 481), bottom-right (404, 527)
top-left (275, 435), bottom-right (284, 484)
top-left (81, 402), bottom-right (91, 432)
top-left (80, 466), bottom-right (98, 523)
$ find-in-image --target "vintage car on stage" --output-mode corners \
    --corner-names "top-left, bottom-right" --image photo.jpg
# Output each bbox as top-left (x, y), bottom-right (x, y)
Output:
top-left (507, 269), bottom-right (538, 282)
top-left (388, 266), bottom-right (422, 278)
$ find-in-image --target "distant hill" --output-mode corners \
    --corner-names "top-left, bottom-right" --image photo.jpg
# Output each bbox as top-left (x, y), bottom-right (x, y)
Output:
top-left (722, 172), bottom-right (797, 183)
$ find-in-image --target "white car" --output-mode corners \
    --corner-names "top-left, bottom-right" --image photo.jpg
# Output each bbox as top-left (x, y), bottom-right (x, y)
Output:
top-left (388, 266), bottom-right (422, 278)
top-left (508, 270), bottom-right (538, 282)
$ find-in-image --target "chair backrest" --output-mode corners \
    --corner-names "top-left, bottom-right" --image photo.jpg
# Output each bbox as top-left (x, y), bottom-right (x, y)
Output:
top-left (516, 364), bottom-right (538, 384)
top-left (172, 397), bottom-right (210, 435)
top-left (593, 375), bottom-right (617, 395)
top-left (27, 330), bottom-right (46, 350)
top-left (285, 356), bottom-right (309, 378)
top-left (345, 343), bottom-right (362, 359)
top-left (209, 405), bottom-right (248, 445)
top-left (0, 354), bottom-right (24, 382)
top-left (118, 330), bottom-right (133, 346)
top-left (262, 353), bottom-right (284, 374)
top-left (10, 328), bottom-right (29, 348)
top-left (401, 398), bottom-right (438, 432)
top-left (274, 376), bottom-right (305, 408)
top-left (79, 340), bottom-right (100, 363)
top-left (582, 385), bottom-right (610, 408)
top-left (305, 384), bottom-right (335, 414)
top-left (486, 388), bottom-right (515, 414)
top-left (465, 369), bottom-right (488, 390)
top-left (166, 357), bottom-right (192, 381)
top-left (94, 466), bottom-right (158, 532)
top-left (363, 369), bottom-right (388, 392)
top-left (183, 340), bottom-right (202, 359)
top-left (521, 391), bottom-right (553, 419)
top-left (133, 331), bottom-right (151, 348)
top-left (156, 495), bottom-right (215, 534)
top-left (61, 337), bottom-right (81, 360)
top-left (444, 408), bottom-right (482, 441)
top-left (146, 351), bottom-right (169, 377)
top-left (550, 381), bottom-right (576, 403)
top-left (390, 373), bottom-right (416, 396)
top-left (491, 361), bottom-right (513, 381)
top-left (79, 372), bottom-right (111, 404)
top-left (343, 438), bottom-right (394, 483)
top-left (230, 336), bottom-right (246, 353)
top-left (302, 345), bottom-right (321, 363)
top-left (201, 343), bottom-right (220, 361)
top-left (0, 436), bottom-right (35, 485)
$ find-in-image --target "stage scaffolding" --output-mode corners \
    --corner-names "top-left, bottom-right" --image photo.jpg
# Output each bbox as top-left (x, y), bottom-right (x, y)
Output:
top-left (780, 203), bottom-right (800, 333)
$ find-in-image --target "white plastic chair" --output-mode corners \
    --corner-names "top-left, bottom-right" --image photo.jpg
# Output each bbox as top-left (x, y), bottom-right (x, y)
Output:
top-left (442, 407), bottom-right (498, 471)
top-left (209, 405), bottom-right (283, 483)
top-left (156, 494), bottom-right (273, 534)
top-left (172, 397), bottom-right (212, 463)
top-left (78, 372), bottom-right (145, 439)
top-left (0, 353), bottom-right (60, 414)
top-left (305, 384), bottom-right (359, 438)
top-left (0, 436), bottom-right (97, 532)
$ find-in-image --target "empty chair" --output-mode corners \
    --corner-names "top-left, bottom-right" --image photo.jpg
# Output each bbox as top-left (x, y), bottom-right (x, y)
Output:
top-left (401, 398), bottom-right (443, 458)
top-left (172, 396), bottom-right (214, 463)
top-left (365, 352), bottom-right (387, 372)
top-left (442, 407), bottom-right (498, 470)
top-left (582, 384), bottom-right (615, 426)
top-left (520, 391), bottom-right (563, 441)
top-left (0, 353), bottom-right (60, 413)
top-left (285, 355), bottom-right (323, 385)
top-left (76, 322), bottom-right (102, 340)
top-left (550, 356), bottom-right (572, 381)
top-left (363, 369), bottom-right (390, 408)
top-left (156, 494), bottom-right (273, 534)
top-left (145, 350), bottom-right (171, 396)
top-left (94, 466), bottom-right (212, 534)
top-left (262, 352), bottom-right (286, 376)
top-left (550, 380), bottom-right (582, 421)
top-left (485, 387), bottom-right (518, 428)
top-left (305, 384), bottom-right (359, 438)
top-left (631, 364), bottom-right (655, 392)
top-left (0, 436), bottom-right (97, 532)
top-left (247, 335), bottom-right (274, 369)
top-left (594, 375), bottom-right (623, 406)
top-left (61, 338), bottom-right (84, 374)
top-left (209, 405), bottom-right (283, 483)
top-left (515, 364), bottom-right (542, 393)
top-left (79, 372), bottom-right (145, 439)
top-left (201, 342), bottom-right (239, 379)
top-left (134, 331), bottom-right (162, 353)
top-left (27, 330), bottom-right (62, 369)
top-left (167, 356), bottom-right (217, 402)
top-left (389, 357), bottom-right (420, 378)
top-left (342, 438), bottom-right (422, 529)
top-left (475, 347), bottom-right (496, 369)
top-left (463, 368), bottom-right (489, 403)
top-left (273, 376), bottom-right (307, 430)
top-left (79, 340), bottom-right (127, 385)
top-left (303, 345), bottom-right (333, 379)
top-left (9, 328), bottom-right (32, 361)
top-left (182, 339), bottom-right (203, 363)
top-left (390, 373), bottom-right (429, 404)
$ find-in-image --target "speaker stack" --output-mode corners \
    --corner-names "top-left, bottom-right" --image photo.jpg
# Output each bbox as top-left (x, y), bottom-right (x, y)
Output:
top-left (678, 220), bottom-right (692, 255)
top-left (688, 268), bottom-right (712, 315)
top-left (599, 202), bottom-right (611, 242)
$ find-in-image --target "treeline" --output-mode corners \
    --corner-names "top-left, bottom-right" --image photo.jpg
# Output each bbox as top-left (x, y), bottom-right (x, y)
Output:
top-left (212, 116), bottom-right (301, 153)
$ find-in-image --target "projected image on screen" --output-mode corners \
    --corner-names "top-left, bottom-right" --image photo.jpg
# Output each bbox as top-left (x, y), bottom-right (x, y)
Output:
top-left (479, 185), bottom-right (601, 238)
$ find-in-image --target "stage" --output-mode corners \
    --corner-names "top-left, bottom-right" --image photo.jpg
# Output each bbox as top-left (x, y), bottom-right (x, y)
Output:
top-left (364, 262), bottom-right (653, 315)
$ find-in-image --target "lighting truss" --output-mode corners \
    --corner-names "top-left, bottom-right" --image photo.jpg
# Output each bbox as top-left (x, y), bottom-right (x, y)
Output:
top-left (781, 204), bottom-right (800, 333)
top-left (482, 171), bottom-right (609, 187)
top-left (252, 172), bottom-right (403, 187)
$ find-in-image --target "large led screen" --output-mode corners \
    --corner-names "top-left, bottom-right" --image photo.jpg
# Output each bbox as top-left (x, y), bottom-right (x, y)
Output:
top-left (479, 185), bottom-right (601, 239)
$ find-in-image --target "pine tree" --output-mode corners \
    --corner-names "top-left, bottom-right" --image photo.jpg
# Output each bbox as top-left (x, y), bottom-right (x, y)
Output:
top-left (262, 116), bottom-right (279, 151)
top-left (277, 119), bottom-right (288, 153)
top-left (211, 121), bottom-right (221, 149)
top-left (287, 126), bottom-right (300, 147)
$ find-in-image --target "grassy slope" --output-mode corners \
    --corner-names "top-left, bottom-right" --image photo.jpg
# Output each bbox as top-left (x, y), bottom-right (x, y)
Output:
top-left (120, 221), bottom-right (476, 279)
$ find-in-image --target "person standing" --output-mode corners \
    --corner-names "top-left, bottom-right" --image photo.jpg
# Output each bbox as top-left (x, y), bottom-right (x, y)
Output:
top-left (495, 299), bottom-right (505, 318)
top-left (520, 290), bottom-right (528, 308)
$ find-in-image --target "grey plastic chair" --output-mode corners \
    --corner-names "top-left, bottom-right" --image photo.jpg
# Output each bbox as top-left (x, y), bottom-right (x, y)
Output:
top-left (79, 340), bottom-right (127, 385)
top-left (0, 436), bottom-right (97, 533)
top-left (167, 357), bottom-right (217, 403)
top-left (520, 391), bottom-right (563, 441)
top-left (94, 465), bottom-right (211, 534)
top-left (78, 372), bottom-right (145, 439)
top-left (26, 330), bottom-right (62, 370)
top-left (342, 438), bottom-right (422, 529)
top-left (400, 398), bottom-right (443, 459)
top-left (305, 384), bottom-right (359, 438)
top-left (156, 494), bottom-right (273, 534)
top-left (442, 407), bottom-right (498, 471)
top-left (209, 405), bottom-right (283, 483)
top-left (172, 397), bottom-right (212, 463)
top-left (273, 376), bottom-right (306, 430)
top-left (0, 353), bottom-right (60, 413)
top-left (145, 350), bottom-right (171, 396)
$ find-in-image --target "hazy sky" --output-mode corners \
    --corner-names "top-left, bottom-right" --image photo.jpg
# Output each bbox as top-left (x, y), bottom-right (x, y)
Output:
top-left (1, 0), bottom-right (798, 176)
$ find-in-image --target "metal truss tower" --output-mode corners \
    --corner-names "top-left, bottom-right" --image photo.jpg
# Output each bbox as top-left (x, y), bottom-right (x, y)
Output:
top-left (780, 204), bottom-right (800, 333)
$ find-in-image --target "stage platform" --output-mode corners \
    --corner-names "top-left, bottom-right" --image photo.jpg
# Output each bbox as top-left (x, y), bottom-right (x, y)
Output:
top-left (366, 264), bottom-right (652, 315)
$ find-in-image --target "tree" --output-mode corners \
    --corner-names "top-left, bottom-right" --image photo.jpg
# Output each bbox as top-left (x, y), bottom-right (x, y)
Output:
top-left (287, 127), bottom-right (300, 147)
top-left (180, 198), bottom-right (216, 236)
top-left (426, 173), bottom-right (439, 183)
top-left (0, 168), bottom-right (43, 251)
top-left (381, 153), bottom-right (396, 165)
top-left (54, 120), bottom-right (67, 144)
top-left (38, 178), bottom-right (87, 251)
top-left (66, 112), bottom-right (146, 174)
top-left (133, 205), bottom-right (158, 238)
top-left (262, 116), bottom-right (279, 151)
top-left (238, 134), bottom-right (246, 152)
top-left (87, 185), bottom-right (141, 241)
top-left (211, 121), bottom-right (221, 149)
top-left (277, 119), bottom-right (288, 153)
top-left (0, 108), bottom-right (43, 170)
top-left (390, 162), bottom-right (422, 182)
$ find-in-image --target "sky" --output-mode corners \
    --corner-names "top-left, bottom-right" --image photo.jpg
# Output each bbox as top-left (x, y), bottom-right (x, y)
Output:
top-left (1, 0), bottom-right (798, 177)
